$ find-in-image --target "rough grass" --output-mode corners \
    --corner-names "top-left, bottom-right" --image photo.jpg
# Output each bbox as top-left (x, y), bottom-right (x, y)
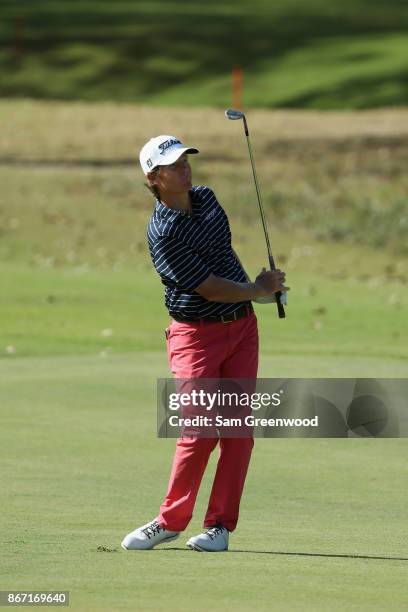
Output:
top-left (1, 101), bottom-right (408, 257)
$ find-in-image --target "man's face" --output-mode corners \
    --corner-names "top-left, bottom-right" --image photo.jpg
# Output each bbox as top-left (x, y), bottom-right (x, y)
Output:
top-left (151, 154), bottom-right (192, 193)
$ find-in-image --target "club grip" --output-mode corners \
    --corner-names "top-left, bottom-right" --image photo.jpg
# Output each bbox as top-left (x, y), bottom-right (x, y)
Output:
top-left (268, 255), bottom-right (286, 319)
top-left (275, 291), bottom-right (286, 318)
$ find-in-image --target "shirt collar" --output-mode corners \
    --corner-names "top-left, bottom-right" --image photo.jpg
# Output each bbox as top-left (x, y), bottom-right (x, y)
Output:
top-left (155, 199), bottom-right (180, 222)
top-left (155, 189), bottom-right (201, 221)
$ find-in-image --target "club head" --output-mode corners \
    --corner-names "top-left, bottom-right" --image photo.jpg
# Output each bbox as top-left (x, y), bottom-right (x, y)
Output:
top-left (225, 108), bottom-right (245, 120)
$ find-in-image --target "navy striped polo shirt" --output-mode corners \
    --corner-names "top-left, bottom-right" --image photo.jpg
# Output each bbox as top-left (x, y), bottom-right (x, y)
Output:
top-left (147, 185), bottom-right (251, 319)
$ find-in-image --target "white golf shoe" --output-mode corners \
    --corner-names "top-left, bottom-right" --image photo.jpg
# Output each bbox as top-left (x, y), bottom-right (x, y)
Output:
top-left (121, 519), bottom-right (180, 550)
top-left (187, 524), bottom-right (229, 552)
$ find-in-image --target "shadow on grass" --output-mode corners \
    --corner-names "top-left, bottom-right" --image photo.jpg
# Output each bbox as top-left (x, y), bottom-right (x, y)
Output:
top-left (107, 546), bottom-right (408, 561)
top-left (225, 549), bottom-right (408, 561)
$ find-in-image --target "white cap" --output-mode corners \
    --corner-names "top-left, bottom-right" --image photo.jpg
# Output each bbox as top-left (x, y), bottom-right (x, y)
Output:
top-left (139, 134), bottom-right (199, 175)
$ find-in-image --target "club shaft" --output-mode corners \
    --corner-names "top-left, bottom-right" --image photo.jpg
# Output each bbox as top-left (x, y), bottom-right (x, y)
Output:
top-left (244, 132), bottom-right (273, 263)
top-left (242, 118), bottom-right (285, 318)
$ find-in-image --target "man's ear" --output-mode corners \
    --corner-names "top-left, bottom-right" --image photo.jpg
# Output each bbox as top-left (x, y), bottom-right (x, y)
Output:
top-left (146, 170), bottom-right (158, 186)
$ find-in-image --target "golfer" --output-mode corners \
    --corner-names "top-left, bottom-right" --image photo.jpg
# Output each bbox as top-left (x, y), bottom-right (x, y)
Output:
top-left (121, 135), bottom-right (288, 552)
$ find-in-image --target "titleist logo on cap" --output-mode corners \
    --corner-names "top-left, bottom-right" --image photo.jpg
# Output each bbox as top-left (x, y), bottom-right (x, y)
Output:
top-left (159, 138), bottom-right (182, 155)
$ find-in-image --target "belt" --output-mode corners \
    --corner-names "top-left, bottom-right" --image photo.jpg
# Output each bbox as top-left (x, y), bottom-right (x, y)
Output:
top-left (170, 303), bottom-right (253, 324)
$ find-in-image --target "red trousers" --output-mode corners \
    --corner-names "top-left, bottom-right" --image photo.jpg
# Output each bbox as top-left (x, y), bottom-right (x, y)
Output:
top-left (158, 312), bottom-right (259, 533)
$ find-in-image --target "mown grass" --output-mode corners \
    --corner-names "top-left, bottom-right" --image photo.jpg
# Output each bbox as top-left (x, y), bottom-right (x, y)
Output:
top-left (1, 354), bottom-right (408, 611)
top-left (0, 1), bottom-right (408, 107)
top-left (1, 261), bottom-right (408, 368)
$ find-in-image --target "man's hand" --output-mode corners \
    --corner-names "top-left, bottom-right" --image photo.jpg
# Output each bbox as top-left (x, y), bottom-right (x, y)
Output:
top-left (253, 268), bottom-right (289, 298)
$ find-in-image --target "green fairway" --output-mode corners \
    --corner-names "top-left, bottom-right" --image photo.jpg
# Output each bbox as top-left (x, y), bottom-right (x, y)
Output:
top-left (0, 261), bottom-right (407, 609)
top-left (1, 353), bottom-right (408, 611)
top-left (1, 262), bottom-right (408, 367)
top-left (1, 1), bottom-right (408, 108)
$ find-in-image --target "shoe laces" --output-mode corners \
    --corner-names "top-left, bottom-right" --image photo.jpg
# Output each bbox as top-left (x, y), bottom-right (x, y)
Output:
top-left (205, 525), bottom-right (226, 540)
top-left (142, 520), bottom-right (164, 539)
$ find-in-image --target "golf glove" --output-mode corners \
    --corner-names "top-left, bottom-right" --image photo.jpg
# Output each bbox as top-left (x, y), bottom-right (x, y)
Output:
top-left (242, 269), bottom-right (288, 305)
top-left (253, 292), bottom-right (287, 305)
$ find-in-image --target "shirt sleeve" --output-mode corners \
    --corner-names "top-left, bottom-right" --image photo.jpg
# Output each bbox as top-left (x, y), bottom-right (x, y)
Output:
top-left (152, 236), bottom-right (210, 291)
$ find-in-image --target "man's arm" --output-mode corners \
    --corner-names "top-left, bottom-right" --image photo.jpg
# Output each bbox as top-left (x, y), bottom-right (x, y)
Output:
top-left (195, 269), bottom-right (288, 303)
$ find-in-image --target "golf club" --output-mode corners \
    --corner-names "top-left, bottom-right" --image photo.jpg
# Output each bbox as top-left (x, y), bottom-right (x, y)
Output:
top-left (225, 108), bottom-right (286, 318)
